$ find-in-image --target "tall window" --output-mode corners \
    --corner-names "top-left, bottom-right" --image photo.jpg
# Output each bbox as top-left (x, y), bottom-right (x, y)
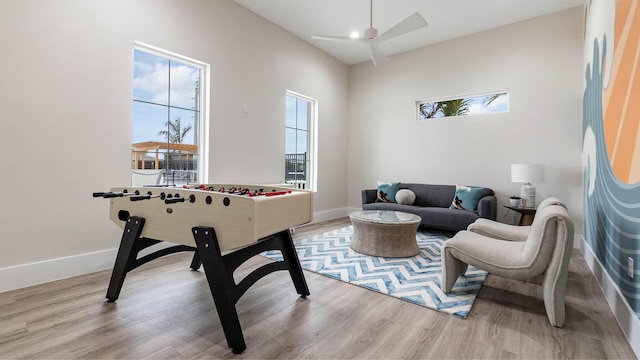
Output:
top-left (132, 43), bottom-right (208, 186)
top-left (285, 91), bottom-right (316, 190)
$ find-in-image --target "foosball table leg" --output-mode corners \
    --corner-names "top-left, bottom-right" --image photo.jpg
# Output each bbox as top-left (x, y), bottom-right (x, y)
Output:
top-left (192, 227), bottom-right (247, 354)
top-left (276, 230), bottom-right (310, 298)
top-left (189, 252), bottom-right (201, 271)
top-left (106, 216), bottom-right (146, 302)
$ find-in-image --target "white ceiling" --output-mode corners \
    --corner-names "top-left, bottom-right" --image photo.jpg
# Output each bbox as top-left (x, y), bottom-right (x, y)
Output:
top-left (233, 0), bottom-right (584, 65)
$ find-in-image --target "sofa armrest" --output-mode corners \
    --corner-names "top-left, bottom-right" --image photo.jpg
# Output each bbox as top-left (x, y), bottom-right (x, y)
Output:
top-left (362, 189), bottom-right (377, 205)
top-left (477, 195), bottom-right (497, 220)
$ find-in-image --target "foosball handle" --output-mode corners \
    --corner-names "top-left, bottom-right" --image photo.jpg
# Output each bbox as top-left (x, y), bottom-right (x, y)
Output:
top-left (129, 195), bottom-right (150, 201)
top-left (165, 197), bottom-right (185, 204)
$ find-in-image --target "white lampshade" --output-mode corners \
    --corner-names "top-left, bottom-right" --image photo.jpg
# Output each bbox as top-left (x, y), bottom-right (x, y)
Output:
top-left (511, 164), bottom-right (544, 184)
top-left (511, 164), bottom-right (544, 208)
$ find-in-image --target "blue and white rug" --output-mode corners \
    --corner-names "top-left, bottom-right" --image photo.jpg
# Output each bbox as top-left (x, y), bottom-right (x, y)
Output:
top-left (263, 226), bottom-right (487, 318)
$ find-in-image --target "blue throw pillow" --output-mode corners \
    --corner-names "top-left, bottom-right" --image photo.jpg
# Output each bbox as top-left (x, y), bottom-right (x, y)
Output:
top-left (450, 185), bottom-right (485, 212)
top-left (376, 181), bottom-right (400, 203)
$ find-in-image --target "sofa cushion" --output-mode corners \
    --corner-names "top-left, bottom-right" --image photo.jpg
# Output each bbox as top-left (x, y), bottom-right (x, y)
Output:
top-left (362, 202), bottom-right (422, 214)
top-left (450, 185), bottom-right (488, 212)
top-left (414, 207), bottom-right (481, 232)
top-left (376, 181), bottom-right (400, 203)
top-left (400, 184), bottom-right (456, 208)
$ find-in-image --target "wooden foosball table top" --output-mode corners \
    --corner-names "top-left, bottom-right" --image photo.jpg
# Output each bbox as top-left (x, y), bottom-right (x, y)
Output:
top-left (106, 184), bottom-right (313, 252)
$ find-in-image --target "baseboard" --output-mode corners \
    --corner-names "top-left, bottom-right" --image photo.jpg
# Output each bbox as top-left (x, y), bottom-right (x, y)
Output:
top-left (1, 208), bottom-right (355, 294)
top-left (574, 234), bottom-right (640, 357)
top-left (0, 248), bottom-right (118, 293)
top-left (0, 241), bottom-right (181, 294)
top-left (308, 207), bottom-right (352, 224)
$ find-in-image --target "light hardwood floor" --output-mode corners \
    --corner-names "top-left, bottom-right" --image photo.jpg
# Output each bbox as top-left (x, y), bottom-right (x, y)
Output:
top-left (0, 217), bottom-right (636, 359)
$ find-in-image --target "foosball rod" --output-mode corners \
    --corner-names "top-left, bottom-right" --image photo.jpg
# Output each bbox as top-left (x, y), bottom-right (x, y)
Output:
top-left (129, 192), bottom-right (166, 201)
top-left (92, 190), bottom-right (140, 198)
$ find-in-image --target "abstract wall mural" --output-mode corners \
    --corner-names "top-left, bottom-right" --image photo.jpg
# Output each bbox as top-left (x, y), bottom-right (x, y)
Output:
top-left (583, 0), bottom-right (640, 318)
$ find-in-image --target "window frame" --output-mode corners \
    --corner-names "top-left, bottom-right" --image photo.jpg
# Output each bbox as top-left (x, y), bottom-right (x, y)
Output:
top-left (132, 41), bottom-right (210, 185)
top-left (416, 90), bottom-right (509, 120)
top-left (285, 90), bottom-right (317, 191)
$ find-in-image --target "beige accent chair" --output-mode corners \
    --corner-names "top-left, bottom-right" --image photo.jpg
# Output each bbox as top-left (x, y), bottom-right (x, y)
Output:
top-left (441, 204), bottom-right (574, 327)
top-left (467, 197), bottom-right (566, 241)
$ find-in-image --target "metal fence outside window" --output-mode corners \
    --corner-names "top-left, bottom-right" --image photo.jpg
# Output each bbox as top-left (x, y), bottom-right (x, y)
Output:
top-left (285, 153), bottom-right (306, 188)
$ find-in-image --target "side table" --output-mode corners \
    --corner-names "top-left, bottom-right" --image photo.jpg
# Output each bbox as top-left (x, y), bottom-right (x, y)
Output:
top-left (503, 205), bottom-right (537, 226)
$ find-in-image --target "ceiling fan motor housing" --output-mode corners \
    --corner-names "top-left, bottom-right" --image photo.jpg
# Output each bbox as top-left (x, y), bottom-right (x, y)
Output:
top-left (364, 27), bottom-right (378, 39)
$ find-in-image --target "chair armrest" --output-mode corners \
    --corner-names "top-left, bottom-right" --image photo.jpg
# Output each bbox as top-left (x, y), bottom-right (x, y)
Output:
top-left (468, 219), bottom-right (530, 241)
top-left (362, 189), bottom-right (377, 205)
top-left (477, 196), bottom-right (497, 220)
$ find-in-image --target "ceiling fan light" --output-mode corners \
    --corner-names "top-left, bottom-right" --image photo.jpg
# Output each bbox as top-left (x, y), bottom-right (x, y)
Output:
top-left (350, 31), bottom-right (360, 39)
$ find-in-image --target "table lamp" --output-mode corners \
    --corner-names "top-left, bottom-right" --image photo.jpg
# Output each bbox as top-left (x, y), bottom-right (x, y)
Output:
top-left (511, 163), bottom-right (544, 208)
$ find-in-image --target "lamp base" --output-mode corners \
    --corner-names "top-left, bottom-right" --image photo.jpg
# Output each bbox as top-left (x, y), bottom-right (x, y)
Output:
top-left (520, 183), bottom-right (536, 208)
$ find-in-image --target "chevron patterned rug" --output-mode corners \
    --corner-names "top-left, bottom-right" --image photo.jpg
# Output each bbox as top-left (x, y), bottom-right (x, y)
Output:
top-left (263, 226), bottom-right (487, 318)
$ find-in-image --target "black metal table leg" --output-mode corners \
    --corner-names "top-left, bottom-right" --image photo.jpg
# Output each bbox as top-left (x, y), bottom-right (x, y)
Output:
top-left (192, 227), bottom-right (247, 354)
top-left (106, 219), bottom-right (309, 355)
top-left (189, 252), bottom-right (201, 271)
top-left (191, 227), bottom-right (311, 354)
top-left (106, 216), bottom-right (197, 302)
top-left (106, 217), bottom-right (145, 302)
top-left (277, 230), bottom-right (310, 297)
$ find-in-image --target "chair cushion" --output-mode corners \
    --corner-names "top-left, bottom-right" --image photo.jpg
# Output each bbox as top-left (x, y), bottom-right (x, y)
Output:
top-left (442, 231), bottom-right (533, 280)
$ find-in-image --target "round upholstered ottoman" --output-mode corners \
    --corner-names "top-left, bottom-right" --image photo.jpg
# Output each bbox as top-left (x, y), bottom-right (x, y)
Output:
top-left (349, 210), bottom-right (421, 257)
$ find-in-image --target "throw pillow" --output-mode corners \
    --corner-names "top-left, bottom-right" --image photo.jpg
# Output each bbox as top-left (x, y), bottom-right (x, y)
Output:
top-left (395, 189), bottom-right (416, 205)
top-left (450, 185), bottom-right (486, 212)
top-left (376, 181), bottom-right (400, 203)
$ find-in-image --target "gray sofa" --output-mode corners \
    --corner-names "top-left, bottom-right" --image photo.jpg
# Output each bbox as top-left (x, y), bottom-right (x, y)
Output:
top-left (361, 183), bottom-right (497, 232)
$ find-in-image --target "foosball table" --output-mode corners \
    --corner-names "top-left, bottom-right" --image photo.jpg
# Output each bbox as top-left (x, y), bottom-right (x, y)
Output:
top-left (93, 184), bottom-right (313, 354)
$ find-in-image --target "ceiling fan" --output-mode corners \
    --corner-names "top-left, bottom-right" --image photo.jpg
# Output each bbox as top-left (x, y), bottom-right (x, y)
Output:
top-left (311, 0), bottom-right (428, 66)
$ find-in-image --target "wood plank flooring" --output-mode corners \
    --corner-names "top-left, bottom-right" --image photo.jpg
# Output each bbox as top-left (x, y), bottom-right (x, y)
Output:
top-left (0, 217), bottom-right (635, 359)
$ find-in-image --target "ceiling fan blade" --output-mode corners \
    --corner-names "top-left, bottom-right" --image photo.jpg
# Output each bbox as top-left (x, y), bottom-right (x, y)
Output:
top-left (375, 12), bottom-right (428, 44)
top-left (368, 43), bottom-right (389, 67)
top-left (311, 35), bottom-right (370, 42)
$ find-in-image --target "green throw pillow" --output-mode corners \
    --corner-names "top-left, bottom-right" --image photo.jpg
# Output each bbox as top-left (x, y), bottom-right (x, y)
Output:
top-left (450, 185), bottom-right (485, 212)
top-left (376, 181), bottom-right (400, 203)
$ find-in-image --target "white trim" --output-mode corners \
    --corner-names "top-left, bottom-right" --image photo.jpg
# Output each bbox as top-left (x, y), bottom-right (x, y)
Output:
top-left (574, 234), bottom-right (640, 358)
top-left (0, 207), bottom-right (354, 294)
top-left (285, 90), bottom-right (317, 192)
top-left (309, 207), bottom-right (351, 224)
top-left (0, 249), bottom-right (117, 293)
top-left (133, 41), bottom-right (210, 183)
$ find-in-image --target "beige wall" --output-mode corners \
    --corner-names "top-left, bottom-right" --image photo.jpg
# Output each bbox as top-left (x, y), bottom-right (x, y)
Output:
top-left (0, 0), bottom-right (349, 287)
top-left (0, 2), bottom-right (584, 290)
top-left (347, 7), bottom-right (584, 233)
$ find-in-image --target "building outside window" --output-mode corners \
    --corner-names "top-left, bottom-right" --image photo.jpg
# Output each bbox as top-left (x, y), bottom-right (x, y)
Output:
top-left (285, 91), bottom-right (316, 190)
top-left (132, 43), bottom-right (208, 186)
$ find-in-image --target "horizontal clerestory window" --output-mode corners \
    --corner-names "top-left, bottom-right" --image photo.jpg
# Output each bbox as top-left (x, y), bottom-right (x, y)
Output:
top-left (417, 91), bottom-right (509, 120)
